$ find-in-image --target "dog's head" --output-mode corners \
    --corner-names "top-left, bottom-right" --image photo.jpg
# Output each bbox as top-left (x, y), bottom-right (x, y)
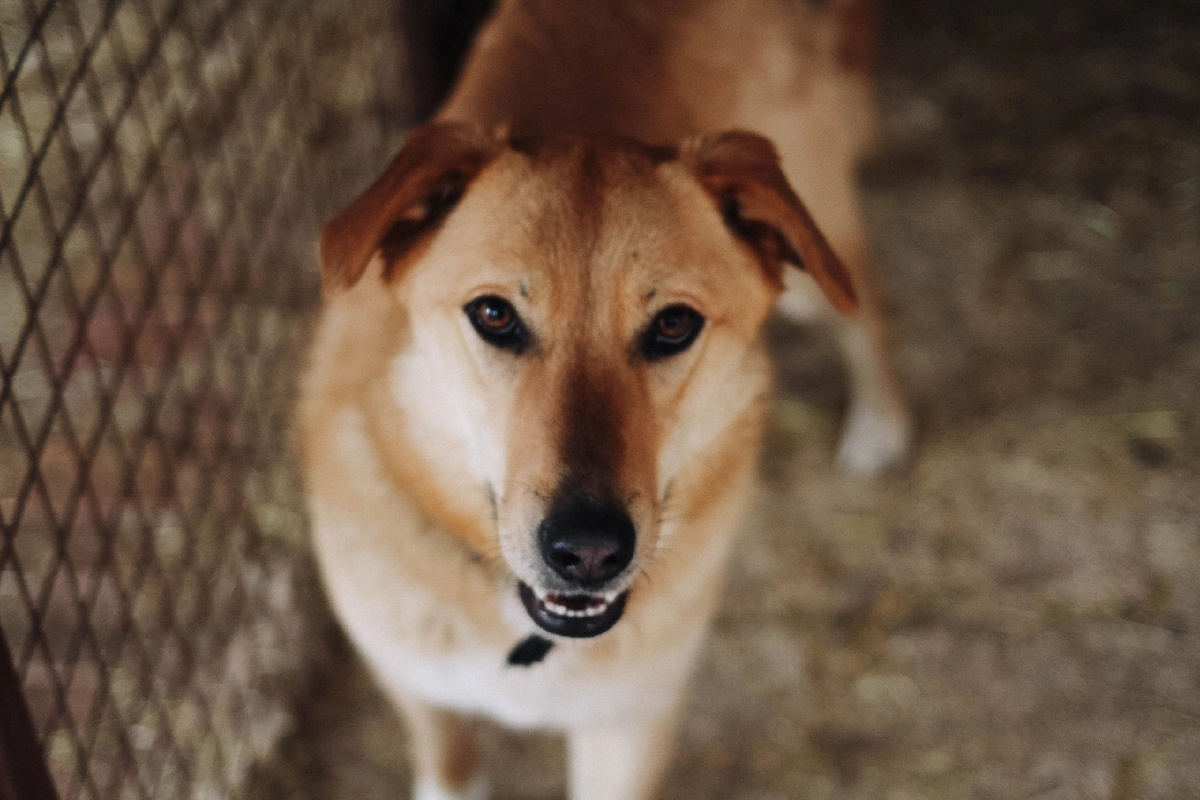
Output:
top-left (320, 122), bottom-right (855, 639)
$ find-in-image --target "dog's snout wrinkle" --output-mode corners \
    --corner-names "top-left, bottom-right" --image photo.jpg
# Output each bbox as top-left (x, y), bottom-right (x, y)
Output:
top-left (537, 492), bottom-right (635, 587)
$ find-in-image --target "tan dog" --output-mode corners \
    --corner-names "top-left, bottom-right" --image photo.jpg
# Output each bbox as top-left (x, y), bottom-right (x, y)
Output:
top-left (301, 2), bottom-right (909, 799)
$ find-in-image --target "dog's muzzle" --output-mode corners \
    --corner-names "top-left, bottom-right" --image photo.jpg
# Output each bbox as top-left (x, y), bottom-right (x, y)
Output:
top-left (519, 490), bottom-right (635, 637)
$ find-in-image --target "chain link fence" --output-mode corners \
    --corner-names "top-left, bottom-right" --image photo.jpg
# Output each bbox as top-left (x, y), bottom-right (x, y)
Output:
top-left (0, 0), bottom-right (411, 796)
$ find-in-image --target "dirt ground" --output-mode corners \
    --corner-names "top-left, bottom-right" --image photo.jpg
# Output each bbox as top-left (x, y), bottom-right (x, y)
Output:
top-left (253, 2), bottom-right (1200, 798)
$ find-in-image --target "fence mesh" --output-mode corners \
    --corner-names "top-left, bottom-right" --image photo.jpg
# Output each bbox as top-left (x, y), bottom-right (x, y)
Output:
top-left (0, 0), bottom-right (409, 797)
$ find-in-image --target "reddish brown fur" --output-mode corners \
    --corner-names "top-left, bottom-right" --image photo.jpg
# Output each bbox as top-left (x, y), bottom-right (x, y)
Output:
top-left (320, 123), bottom-right (502, 291)
top-left (305, 3), bottom-right (909, 799)
top-left (681, 131), bottom-right (857, 311)
top-left (834, 0), bottom-right (879, 73)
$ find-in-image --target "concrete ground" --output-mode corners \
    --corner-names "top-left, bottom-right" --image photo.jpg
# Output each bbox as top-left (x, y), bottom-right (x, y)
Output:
top-left (252, 2), bottom-right (1200, 798)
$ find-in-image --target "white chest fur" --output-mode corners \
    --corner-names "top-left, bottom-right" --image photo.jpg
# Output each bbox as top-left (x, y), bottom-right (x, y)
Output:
top-left (364, 625), bottom-right (694, 730)
top-left (315, 518), bottom-right (701, 730)
top-left (308, 409), bottom-right (719, 731)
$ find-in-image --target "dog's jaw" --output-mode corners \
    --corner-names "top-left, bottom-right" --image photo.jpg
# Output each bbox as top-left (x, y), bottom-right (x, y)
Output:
top-left (518, 582), bottom-right (629, 638)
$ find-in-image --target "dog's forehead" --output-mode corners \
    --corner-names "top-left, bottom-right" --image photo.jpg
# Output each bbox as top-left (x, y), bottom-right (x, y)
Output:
top-left (454, 138), bottom-right (738, 303)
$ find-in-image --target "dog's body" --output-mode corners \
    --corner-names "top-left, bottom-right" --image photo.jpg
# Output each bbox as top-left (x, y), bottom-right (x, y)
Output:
top-left (302, 2), bottom-right (909, 799)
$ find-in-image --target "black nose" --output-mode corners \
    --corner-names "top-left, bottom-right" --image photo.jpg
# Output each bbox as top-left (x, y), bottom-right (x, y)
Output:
top-left (537, 494), bottom-right (635, 587)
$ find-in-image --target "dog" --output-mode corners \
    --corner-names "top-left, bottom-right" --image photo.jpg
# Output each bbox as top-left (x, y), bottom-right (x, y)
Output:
top-left (300, 1), bottom-right (910, 798)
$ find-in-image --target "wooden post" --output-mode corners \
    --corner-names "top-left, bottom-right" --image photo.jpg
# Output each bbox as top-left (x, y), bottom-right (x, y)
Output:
top-left (0, 633), bottom-right (59, 800)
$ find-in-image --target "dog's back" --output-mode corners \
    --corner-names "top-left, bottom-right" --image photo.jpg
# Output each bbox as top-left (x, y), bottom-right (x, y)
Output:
top-left (431, 0), bottom-right (875, 149)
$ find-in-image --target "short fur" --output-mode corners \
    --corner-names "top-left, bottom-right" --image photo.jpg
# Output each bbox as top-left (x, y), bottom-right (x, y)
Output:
top-left (302, 2), bottom-right (910, 799)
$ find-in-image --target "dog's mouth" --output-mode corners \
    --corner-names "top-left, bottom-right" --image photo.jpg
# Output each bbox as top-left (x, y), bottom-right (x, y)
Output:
top-left (518, 582), bottom-right (628, 638)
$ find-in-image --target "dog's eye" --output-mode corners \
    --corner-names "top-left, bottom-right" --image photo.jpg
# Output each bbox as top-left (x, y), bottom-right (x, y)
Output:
top-left (642, 304), bottom-right (704, 361)
top-left (464, 295), bottom-right (530, 354)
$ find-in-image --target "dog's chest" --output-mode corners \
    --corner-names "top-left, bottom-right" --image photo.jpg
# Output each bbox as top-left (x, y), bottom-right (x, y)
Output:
top-left (319, 542), bottom-right (699, 729)
top-left (370, 631), bottom-right (688, 730)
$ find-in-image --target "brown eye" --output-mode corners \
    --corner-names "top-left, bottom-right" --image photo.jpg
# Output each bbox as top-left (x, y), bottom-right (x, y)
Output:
top-left (642, 304), bottom-right (704, 361)
top-left (656, 307), bottom-right (695, 342)
top-left (477, 297), bottom-right (514, 330)
top-left (464, 295), bottom-right (529, 354)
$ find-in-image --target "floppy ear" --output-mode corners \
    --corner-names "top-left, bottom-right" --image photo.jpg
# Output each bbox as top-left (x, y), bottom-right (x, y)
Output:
top-left (679, 130), bottom-right (858, 314)
top-left (320, 121), bottom-right (502, 293)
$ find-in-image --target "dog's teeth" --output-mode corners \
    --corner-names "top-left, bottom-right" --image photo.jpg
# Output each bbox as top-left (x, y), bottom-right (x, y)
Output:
top-left (538, 591), bottom-right (622, 620)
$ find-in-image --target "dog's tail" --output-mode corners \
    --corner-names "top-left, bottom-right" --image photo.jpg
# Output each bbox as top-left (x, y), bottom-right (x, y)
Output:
top-left (827, 0), bottom-right (880, 159)
top-left (831, 0), bottom-right (878, 74)
top-left (398, 0), bottom-right (498, 123)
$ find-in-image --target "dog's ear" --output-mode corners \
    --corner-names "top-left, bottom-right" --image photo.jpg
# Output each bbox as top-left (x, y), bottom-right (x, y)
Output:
top-left (679, 130), bottom-right (857, 314)
top-left (320, 121), bottom-right (502, 292)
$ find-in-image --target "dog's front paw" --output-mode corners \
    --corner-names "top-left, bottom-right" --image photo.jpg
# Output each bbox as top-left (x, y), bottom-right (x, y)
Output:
top-left (836, 404), bottom-right (912, 476)
top-left (413, 776), bottom-right (489, 800)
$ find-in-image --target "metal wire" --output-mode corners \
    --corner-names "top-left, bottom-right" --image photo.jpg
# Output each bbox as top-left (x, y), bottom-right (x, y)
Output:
top-left (0, 0), bottom-right (409, 796)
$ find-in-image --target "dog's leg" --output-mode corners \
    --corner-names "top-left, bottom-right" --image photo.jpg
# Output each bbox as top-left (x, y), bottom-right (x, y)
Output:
top-left (398, 697), bottom-right (487, 800)
top-left (775, 162), bottom-right (911, 475)
top-left (778, 259), bottom-right (910, 476)
top-left (829, 300), bottom-right (910, 475)
top-left (568, 712), bottom-right (678, 800)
